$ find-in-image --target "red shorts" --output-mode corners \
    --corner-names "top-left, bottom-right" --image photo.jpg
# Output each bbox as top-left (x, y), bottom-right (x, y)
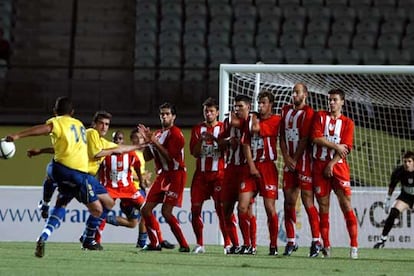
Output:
top-left (145, 170), bottom-right (187, 207)
top-left (283, 164), bottom-right (313, 192)
top-left (190, 170), bottom-right (224, 204)
top-left (221, 164), bottom-right (249, 203)
top-left (241, 161), bottom-right (279, 199)
top-left (106, 185), bottom-right (145, 205)
top-left (312, 160), bottom-right (351, 198)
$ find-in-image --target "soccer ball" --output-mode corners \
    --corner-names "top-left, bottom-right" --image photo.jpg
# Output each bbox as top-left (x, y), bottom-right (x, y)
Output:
top-left (0, 138), bottom-right (16, 159)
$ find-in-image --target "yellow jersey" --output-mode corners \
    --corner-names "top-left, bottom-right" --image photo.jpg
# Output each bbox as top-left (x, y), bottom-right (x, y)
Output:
top-left (86, 128), bottom-right (117, 175)
top-left (132, 149), bottom-right (146, 189)
top-left (46, 115), bottom-right (88, 172)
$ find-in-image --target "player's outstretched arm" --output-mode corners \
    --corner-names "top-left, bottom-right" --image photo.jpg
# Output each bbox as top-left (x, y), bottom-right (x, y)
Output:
top-left (6, 124), bottom-right (53, 141)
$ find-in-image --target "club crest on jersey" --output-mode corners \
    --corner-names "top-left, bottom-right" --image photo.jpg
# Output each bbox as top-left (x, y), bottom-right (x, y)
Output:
top-left (215, 186), bottom-right (222, 192)
top-left (408, 178), bottom-right (413, 185)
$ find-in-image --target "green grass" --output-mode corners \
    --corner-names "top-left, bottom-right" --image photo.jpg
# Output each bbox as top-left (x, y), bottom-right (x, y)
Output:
top-left (0, 242), bottom-right (413, 276)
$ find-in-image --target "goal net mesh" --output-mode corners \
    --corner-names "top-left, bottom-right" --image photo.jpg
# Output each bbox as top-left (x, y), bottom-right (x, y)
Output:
top-left (220, 65), bottom-right (414, 247)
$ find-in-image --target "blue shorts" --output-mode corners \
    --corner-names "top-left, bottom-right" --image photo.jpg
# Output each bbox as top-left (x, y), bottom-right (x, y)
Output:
top-left (46, 161), bottom-right (54, 181)
top-left (118, 189), bottom-right (146, 220)
top-left (120, 199), bottom-right (140, 220)
top-left (52, 161), bottom-right (106, 204)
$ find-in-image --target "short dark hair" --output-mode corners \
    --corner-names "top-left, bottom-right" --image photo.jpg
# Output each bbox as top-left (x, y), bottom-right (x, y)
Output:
top-left (235, 95), bottom-right (251, 104)
top-left (403, 151), bottom-right (414, 160)
top-left (53, 96), bottom-right (73, 116)
top-left (159, 102), bottom-right (176, 115)
top-left (202, 97), bottom-right (219, 110)
top-left (258, 90), bottom-right (274, 105)
top-left (92, 110), bottom-right (112, 124)
top-left (328, 88), bottom-right (345, 100)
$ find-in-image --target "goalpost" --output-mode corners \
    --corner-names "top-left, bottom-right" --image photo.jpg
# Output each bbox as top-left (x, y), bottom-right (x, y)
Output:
top-left (219, 64), bottom-right (414, 248)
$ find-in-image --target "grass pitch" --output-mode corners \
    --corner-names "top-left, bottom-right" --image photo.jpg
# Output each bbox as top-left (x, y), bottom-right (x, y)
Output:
top-left (0, 242), bottom-right (413, 276)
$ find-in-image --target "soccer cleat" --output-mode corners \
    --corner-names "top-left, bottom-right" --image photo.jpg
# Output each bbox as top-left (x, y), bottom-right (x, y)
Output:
top-left (309, 241), bottom-right (322, 258)
top-left (268, 246), bottom-right (278, 256)
top-left (246, 246), bottom-right (257, 255)
top-left (350, 247), bottom-right (358, 259)
top-left (321, 247), bottom-right (331, 258)
top-left (82, 239), bottom-right (103, 251)
top-left (373, 240), bottom-right (386, 249)
top-left (37, 200), bottom-right (49, 219)
top-left (191, 245), bottom-right (206, 254)
top-left (34, 237), bottom-right (45, 258)
top-left (235, 245), bottom-right (250, 255)
top-left (178, 246), bottom-right (190, 253)
top-left (283, 242), bottom-right (299, 256)
top-left (224, 245), bottom-right (237, 255)
top-left (141, 244), bottom-right (162, 251)
top-left (160, 240), bottom-right (175, 249)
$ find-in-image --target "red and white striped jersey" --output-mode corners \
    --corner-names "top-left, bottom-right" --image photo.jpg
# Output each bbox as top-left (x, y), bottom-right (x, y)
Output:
top-left (222, 117), bottom-right (248, 166)
top-left (243, 114), bottom-right (281, 162)
top-left (311, 110), bottom-right (354, 162)
top-left (281, 104), bottom-right (314, 169)
top-left (100, 151), bottom-right (140, 189)
top-left (149, 125), bottom-right (186, 173)
top-left (190, 121), bottom-right (225, 172)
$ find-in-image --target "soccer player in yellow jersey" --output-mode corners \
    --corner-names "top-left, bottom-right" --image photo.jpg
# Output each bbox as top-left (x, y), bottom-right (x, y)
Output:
top-left (5, 97), bottom-right (115, 258)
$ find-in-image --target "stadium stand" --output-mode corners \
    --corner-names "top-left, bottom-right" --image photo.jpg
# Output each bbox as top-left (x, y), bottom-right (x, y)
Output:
top-left (0, 0), bottom-right (414, 126)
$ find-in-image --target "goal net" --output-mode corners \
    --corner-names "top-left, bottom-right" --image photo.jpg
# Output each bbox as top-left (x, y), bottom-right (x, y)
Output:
top-left (219, 64), bottom-right (414, 248)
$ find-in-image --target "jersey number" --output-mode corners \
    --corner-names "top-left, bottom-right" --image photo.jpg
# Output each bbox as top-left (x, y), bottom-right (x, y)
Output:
top-left (70, 125), bottom-right (87, 144)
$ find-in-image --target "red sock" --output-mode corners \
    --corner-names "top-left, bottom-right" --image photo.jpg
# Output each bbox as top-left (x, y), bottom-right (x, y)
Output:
top-left (305, 206), bottom-right (320, 240)
top-left (320, 212), bottom-right (330, 248)
top-left (268, 213), bottom-right (278, 248)
top-left (143, 214), bottom-right (160, 246)
top-left (284, 205), bottom-right (296, 241)
top-left (166, 215), bottom-right (189, 248)
top-left (250, 215), bottom-right (257, 248)
top-left (95, 219), bottom-right (106, 244)
top-left (226, 214), bottom-right (239, 246)
top-left (216, 203), bottom-right (231, 247)
top-left (238, 212), bottom-right (251, 246)
top-left (191, 205), bottom-right (203, 246)
top-left (344, 210), bottom-right (358, 247)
